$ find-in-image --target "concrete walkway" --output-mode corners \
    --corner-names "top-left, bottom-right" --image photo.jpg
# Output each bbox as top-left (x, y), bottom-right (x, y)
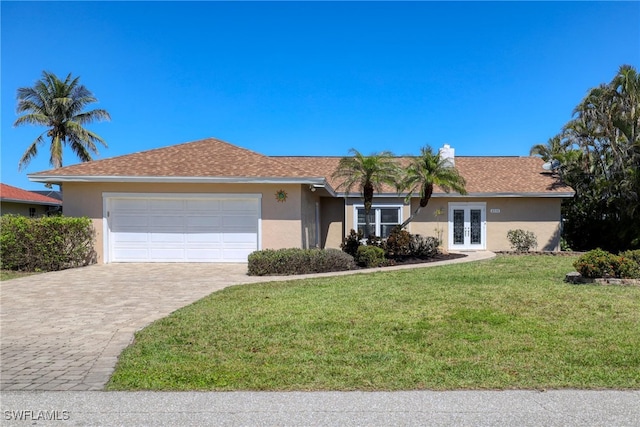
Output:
top-left (0, 251), bottom-right (495, 392)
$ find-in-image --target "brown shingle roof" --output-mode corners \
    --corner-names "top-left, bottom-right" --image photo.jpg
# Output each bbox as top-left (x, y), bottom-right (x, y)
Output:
top-left (30, 138), bottom-right (314, 179)
top-left (277, 156), bottom-right (572, 195)
top-left (29, 138), bottom-right (572, 195)
top-left (0, 183), bottom-right (62, 205)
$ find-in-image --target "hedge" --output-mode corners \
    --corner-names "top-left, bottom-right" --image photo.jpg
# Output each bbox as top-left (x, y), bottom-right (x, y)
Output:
top-left (248, 248), bottom-right (356, 276)
top-left (0, 215), bottom-right (97, 272)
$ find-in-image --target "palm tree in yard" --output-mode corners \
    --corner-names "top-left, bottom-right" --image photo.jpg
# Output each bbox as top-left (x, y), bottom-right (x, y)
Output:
top-left (15, 71), bottom-right (111, 170)
top-left (399, 145), bottom-right (467, 228)
top-left (332, 149), bottom-right (399, 236)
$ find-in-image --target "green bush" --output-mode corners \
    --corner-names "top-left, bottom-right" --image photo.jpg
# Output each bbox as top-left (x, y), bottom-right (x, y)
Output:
top-left (0, 215), bottom-right (96, 272)
top-left (620, 249), bottom-right (640, 265)
top-left (573, 248), bottom-right (639, 279)
top-left (410, 235), bottom-right (440, 259)
top-left (248, 248), bottom-right (356, 276)
top-left (341, 229), bottom-right (362, 257)
top-left (619, 250), bottom-right (640, 279)
top-left (355, 245), bottom-right (386, 268)
top-left (507, 229), bottom-right (538, 252)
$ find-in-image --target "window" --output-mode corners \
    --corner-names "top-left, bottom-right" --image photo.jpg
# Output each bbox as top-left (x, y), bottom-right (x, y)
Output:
top-left (29, 207), bottom-right (36, 218)
top-left (355, 206), bottom-right (402, 238)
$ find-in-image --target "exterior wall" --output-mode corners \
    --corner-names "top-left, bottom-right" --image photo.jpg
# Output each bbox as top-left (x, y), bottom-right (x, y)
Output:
top-left (62, 182), bottom-right (303, 263)
top-left (300, 186), bottom-right (320, 249)
top-left (0, 202), bottom-right (53, 217)
top-left (320, 197), bottom-right (345, 249)
top-left (409, 197), bottom-right (564, 251)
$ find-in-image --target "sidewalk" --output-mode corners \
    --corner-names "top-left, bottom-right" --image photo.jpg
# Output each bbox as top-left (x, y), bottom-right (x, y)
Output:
top-left (2, 390), bottom-right (638, 426)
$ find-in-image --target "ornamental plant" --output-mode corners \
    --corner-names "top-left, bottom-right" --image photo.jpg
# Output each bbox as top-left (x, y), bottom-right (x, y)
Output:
top-left (573, 248), bottom-right (639, 279)
top-left (507, 229), bottom-right (538, 252)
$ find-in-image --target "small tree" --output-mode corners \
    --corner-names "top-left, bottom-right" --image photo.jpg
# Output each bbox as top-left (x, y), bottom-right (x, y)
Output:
top-left (332, 149), bottom-right (399, 237)
top-left (398, 146), bottom-right (467, 228)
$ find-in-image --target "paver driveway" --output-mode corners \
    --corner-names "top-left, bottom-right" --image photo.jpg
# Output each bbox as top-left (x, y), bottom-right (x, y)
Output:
top-left (0, 252), bottom-right (494, 391)
top-left (0, 263), bottom-right (273, 391)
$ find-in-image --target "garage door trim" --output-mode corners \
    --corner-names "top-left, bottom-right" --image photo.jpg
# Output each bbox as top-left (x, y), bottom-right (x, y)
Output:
top-left (102, 192), bottom-right (262, 263)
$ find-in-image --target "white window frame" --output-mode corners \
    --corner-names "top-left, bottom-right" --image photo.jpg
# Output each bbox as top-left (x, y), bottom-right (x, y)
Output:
top-left (353, 204), bottom-right (403, 238)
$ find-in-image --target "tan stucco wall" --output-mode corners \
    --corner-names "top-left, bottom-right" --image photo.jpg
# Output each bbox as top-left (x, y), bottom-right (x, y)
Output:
top-left (0, 202), bottom-right (52, 217)
top-left (300, 186), bottom-right (320, 249)
top-left (320, 197), bottom-right (345, 249)
top-left (62, 182), bottom-right (304, 263)
top-left (408, 197), bottom-right (563, 251)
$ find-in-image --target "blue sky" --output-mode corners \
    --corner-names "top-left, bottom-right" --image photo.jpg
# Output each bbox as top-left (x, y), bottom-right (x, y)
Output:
top-left (2, 1), bottom-right (639, 190)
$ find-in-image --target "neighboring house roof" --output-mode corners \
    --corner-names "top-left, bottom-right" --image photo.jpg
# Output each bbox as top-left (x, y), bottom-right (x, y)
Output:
top-left (31, 190), bottom-right (63, 201)
top-left (0, 183), bottom-right (62, 206)
top-left (28, 137), bottom-right (574, 197)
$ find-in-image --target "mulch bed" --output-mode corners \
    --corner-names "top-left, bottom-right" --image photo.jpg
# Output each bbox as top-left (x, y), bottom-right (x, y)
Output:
top-left (366, 252), bottom-right (468, 269)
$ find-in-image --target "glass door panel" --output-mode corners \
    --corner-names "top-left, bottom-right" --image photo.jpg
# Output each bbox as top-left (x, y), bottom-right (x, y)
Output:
top-left (448, 204), bottom-right (486, 250)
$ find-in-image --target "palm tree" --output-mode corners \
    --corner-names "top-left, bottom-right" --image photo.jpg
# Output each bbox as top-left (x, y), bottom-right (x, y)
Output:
top-left (332, 149), bottom-right (399, 236)
top-left (399, 146), bottom-right (467, 228)
top-left (529, 135), bottom-right (567, 162)
top-left (15, 71), bottom-right (111, 170)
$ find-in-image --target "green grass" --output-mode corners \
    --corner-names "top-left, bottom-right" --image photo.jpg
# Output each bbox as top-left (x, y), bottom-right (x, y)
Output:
top-left (107, 255), bottom-right (640, 391)
top-left (0, 270), bottom-right (37, 281)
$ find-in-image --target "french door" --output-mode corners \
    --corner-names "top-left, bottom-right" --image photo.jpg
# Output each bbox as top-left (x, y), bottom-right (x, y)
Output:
top-left (448, 203), bottom-right (486, 250)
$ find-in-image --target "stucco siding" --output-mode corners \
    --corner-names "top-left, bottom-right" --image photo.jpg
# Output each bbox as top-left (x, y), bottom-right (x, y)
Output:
top-left (408, 197), bottom-right (563, 251)
top-left (320, 197), bottom-right (345, 249)
top-left (300, 186), bottom-right (320, 249)
top-left (62, 182), bottom-right (303, 263)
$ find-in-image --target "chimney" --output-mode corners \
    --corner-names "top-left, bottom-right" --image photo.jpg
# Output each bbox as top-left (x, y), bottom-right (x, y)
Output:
top-left (439, 144), bottom-right (455, 167)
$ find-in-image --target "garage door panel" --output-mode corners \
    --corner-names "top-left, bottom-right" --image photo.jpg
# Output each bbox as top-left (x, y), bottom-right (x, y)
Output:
top-left (186, 249), bottom-right (223, 260)
top-left (149, 199), bottom-right (184, 211)
top-left (108, 195), bottom-right (259, 263)
top-left (112, 232), bottom-right (148, 243)
top-left (111, 215), bottom-right (148, 229)
top-left (112, 248), bottom-right (149, 261)
top-left (114, 199), bottom-right (148, 210)
top-left (149, 248), bottom-right (187, 260)
top-left (186, 233), bottom-right (222, 243)
top-left (187, 216), bottom-right (221, 228)
top-left (150, 233), bottom-right (185, 243)
top-left (222, 233), bottom-right (257, 244)
top-left (223, 200), bottom-right (257, 211)
top-left (187, 200), bottom-right (221, 211)
top-left (223, 216), bottom-right (258, 228)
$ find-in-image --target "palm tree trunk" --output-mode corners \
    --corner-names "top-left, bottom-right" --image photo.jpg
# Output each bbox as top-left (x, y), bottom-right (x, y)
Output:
top-left (400, 184), bottom-right (433, 229)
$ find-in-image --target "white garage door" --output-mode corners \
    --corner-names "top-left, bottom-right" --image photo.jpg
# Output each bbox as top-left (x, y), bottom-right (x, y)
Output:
top-left (105, 194), bottom-right (260, 263)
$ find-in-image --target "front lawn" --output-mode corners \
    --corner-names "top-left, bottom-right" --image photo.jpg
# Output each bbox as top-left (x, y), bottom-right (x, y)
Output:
top-left (107, 255), bottom-right (640, 391)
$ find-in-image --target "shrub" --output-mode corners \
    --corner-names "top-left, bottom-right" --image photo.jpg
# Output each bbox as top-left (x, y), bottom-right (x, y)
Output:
top-left (573, 248), bottom-right (639, 279)
top-left (383, 227), bottom-right (412, 259)
top-left (355, 245), bottom-right (386, 268)
top-left (341, 229), bottom-right (362, 257)
top-left (410, 235), bottom-right (440, 259)
top-left (507, 229), bottom-right (538, 252)
top-left (0, 215), bottom-right (96, 272)
top-left (619, 250), bottom-right (640, 279)
top-left (248, 248), bottom-right (356, 276)
top-left (620, 249), bottom-right (640, 265)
